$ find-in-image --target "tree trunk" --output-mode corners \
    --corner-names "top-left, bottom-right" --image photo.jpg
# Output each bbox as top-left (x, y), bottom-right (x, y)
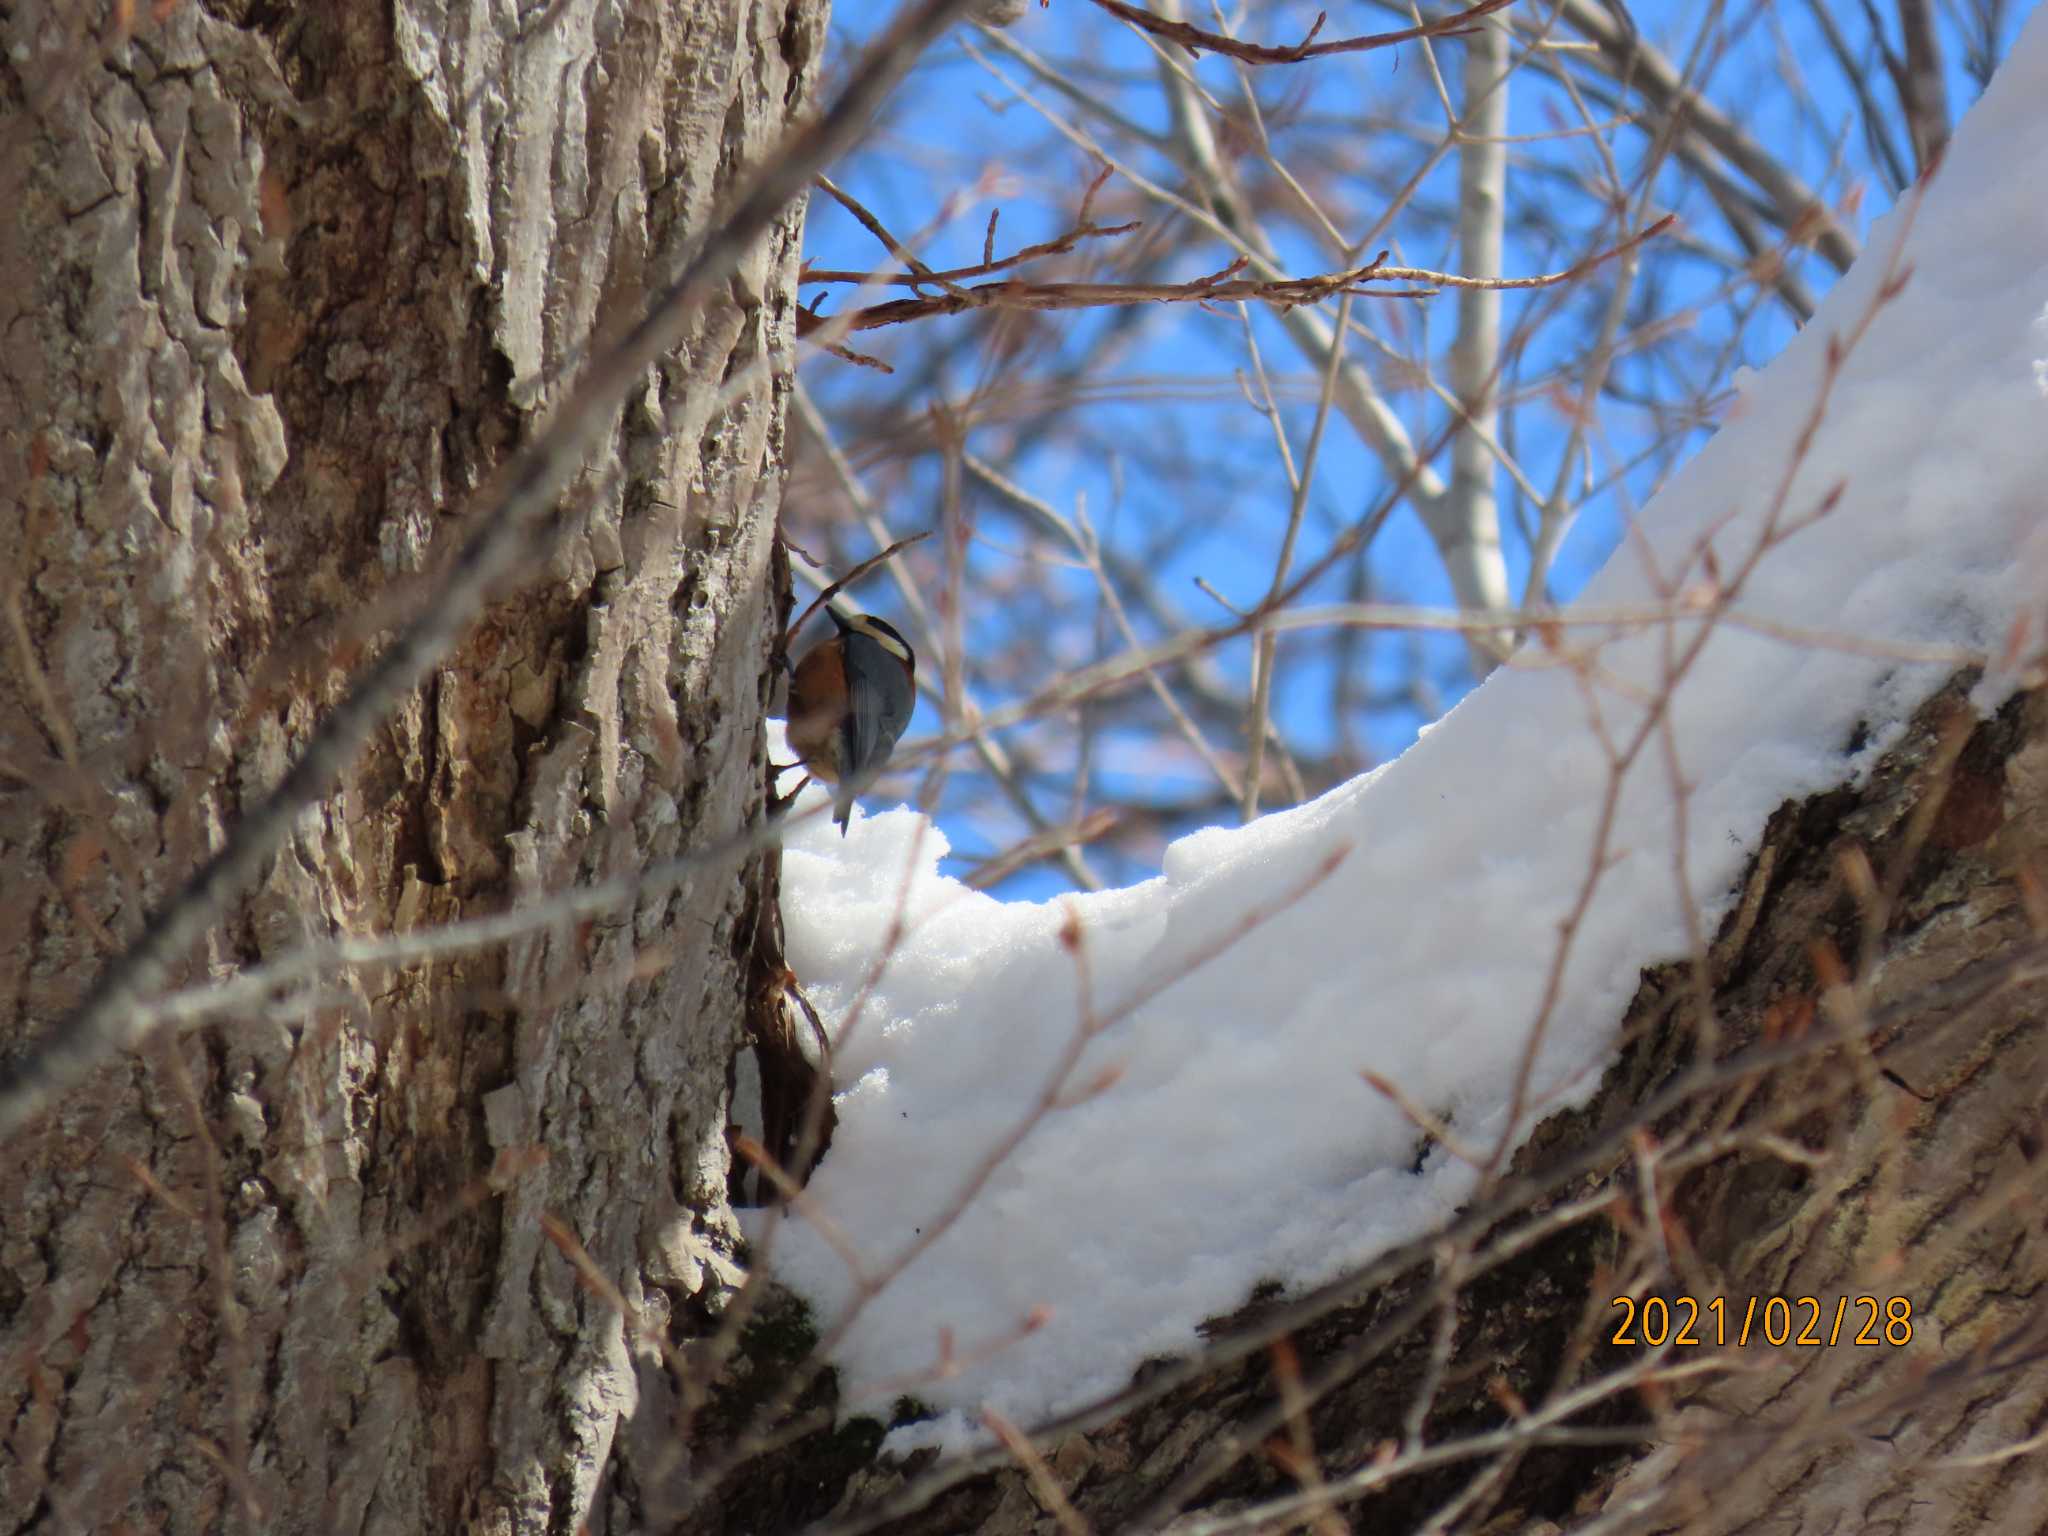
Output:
top-left (716, 683), bottom-right (2048, 1534)
top-left (0, 0), bottom-right (818, 1529)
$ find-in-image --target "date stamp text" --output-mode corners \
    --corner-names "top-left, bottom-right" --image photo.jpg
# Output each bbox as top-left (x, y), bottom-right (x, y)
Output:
top-left (1610, 1295), bottom-right (1913, 1348)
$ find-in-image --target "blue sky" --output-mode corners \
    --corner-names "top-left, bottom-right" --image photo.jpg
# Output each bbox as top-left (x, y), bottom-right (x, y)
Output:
top-left (789, 0), bottom-right (2035, 897)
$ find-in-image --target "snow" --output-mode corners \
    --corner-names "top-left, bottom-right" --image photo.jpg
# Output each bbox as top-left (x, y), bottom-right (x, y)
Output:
top-left (753, 7), bottom-right (2048, 1450)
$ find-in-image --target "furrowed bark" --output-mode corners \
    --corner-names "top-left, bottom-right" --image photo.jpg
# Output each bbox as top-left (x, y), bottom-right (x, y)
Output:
top-left (1, 0), bottom-right (825, 1527)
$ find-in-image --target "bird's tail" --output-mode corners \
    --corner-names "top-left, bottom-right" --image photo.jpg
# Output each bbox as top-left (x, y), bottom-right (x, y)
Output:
top-left (833, 784), bottom-right (856, 836)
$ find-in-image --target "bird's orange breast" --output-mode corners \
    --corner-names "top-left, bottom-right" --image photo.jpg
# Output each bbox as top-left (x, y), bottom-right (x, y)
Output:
top-left (786, 641), bottom-right (848, 784)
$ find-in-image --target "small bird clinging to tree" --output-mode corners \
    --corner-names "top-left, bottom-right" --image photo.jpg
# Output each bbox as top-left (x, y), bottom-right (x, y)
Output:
top-left (784, 608), bottom-right (917, 835)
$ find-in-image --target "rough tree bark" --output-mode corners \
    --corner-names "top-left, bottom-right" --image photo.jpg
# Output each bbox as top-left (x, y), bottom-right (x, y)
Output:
top-left (703, 681), bottom-right (2048, 1535)
top-left (1, 0), bottom-right (820, 1530)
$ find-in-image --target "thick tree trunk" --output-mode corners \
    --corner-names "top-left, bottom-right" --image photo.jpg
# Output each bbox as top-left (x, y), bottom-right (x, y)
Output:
top-left (0, 0), bottom-right (818, 1530)
top-left (716, 683), bottom-right (2048, 1534)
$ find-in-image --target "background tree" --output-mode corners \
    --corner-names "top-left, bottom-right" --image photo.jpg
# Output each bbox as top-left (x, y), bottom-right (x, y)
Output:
top-left (787, 0), bottom-right (2022, 890)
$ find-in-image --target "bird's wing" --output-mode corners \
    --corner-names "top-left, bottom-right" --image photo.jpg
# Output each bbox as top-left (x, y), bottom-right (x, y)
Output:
top-left (843, 636), bottom-right (916, 792)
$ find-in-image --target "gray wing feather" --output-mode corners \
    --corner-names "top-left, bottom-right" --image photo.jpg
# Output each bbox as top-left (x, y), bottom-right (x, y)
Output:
top-left (841, 634), bottom-right (915, 794)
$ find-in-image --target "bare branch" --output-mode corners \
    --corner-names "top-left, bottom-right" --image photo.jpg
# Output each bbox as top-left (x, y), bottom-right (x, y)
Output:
top-left (1446, 10), bottom-right (1513, 668)
top-left (1085, 0), bottom-right (1521, 66)
top-left (804, 215), bottom-right (1673, 340)
top-left (1896, 0), bottom-right (1953, 173)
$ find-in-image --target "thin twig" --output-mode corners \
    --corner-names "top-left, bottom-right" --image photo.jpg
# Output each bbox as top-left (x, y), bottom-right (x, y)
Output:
top-left (781, 531), bottom-right (935, 656)
top-left (1086, 0), bottom-right (1521, 66)
top-left (801, 217), bottom-right (1672, 338)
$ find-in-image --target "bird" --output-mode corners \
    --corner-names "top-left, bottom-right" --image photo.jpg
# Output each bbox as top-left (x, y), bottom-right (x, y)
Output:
top-left (784, 608), bottom-right (917, 835)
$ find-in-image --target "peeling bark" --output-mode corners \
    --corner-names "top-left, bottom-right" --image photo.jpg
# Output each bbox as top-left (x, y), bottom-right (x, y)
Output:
top-left (1, 0), bottom-right (820, 1530)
